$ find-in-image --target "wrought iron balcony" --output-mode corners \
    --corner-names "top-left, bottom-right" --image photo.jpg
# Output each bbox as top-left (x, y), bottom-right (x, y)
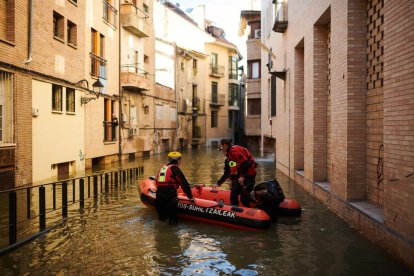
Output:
top-left (209, 94), bottom-right (225, 106)
top-left (103, 0), bottom-right (118, 28)
top-left (120, 64), bottom-right (150, 92)
top-left (90, 53), bottom-right (107, 79)
top-left (209, 64), bottom-right (225, 78)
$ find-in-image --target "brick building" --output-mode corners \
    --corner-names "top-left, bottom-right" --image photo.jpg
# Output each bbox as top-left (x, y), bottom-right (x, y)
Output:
top-left (0, 0), bottom-right (87, 187)
top-left (0, 0), bottom-right (121, 187)
top-left (261, 0), bottom-right (414, 267)
top-left (239, 10), bottom-right (264, 153)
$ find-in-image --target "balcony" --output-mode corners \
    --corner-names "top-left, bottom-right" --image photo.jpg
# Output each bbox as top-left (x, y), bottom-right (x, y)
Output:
top-left (272, 0), bottom-right (288, 33)
top-left (121, 64), bottom-right (150, 92)
top-left (192, 97), bottom-right (205, 115)
top-left (209, 64), bottom-right (225, 78)
top-left (90, 53), bottom-right (107, 79)
top-left (103, 0), bottom-right (118, 28)
top-left (209, 94), bottom-right (225, 107)
top-left (120, 3), bottom-right (150, 38)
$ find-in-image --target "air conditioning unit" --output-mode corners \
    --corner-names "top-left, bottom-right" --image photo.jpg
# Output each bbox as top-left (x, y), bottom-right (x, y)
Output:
top-left (254, 29), bottom-right (261, 39)
top-left (128, 127), bottom-right (137, 138)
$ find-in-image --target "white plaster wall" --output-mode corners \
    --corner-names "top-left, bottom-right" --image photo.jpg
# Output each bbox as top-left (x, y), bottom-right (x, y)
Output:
top-left (154, 1), bottom-right (214, 52)
top-left (155, 39), bottom-right (175, 89)
top-left (32, 80), bottom-right (85, 182)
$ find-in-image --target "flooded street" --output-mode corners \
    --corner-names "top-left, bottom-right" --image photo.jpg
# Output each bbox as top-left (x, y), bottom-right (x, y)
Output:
top-left (0, 148), bottom-right (411, 275)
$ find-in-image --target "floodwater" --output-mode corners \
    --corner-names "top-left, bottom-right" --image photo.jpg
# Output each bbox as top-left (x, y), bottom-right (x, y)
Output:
top-left (0, 148), bottom-right (412, 275)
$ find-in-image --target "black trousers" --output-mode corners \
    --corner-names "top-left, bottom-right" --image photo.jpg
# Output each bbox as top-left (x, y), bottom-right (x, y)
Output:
top-left (155, 186), bottom-right (178, 224)
top-left (230, 175), bottom-right (256, 207)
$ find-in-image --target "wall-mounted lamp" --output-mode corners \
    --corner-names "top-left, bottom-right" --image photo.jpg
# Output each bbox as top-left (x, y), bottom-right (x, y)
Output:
top-left (77, 78), bottom-right (105, 105)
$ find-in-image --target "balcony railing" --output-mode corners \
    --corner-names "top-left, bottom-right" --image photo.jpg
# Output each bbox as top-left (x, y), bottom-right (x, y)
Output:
top-left (120, 3), bottom-right (150, 37)
top-left (210, 94), bottom-right (225, 106)
top-left (273, 0), bottom-right (288, 33)
top-left (103, 0), bottom-right (118, 28)
top-left (103, 121), bottom-right (116, 142)
top-left (90, 53), bottom-right (107, 79)
top-left (209, 64), bottom-right (225, 78)
top-left (120, 64), bottom-right (150, 91)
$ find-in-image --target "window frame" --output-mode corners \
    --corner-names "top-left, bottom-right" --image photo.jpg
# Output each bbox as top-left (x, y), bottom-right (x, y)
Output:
top-left (53, 11), bottom-right (64, 40)
top-left (67, 20), bottom-right (77, 47)
top-left (211, 111), bottom-right (218, 128)
top-left (66, 88), bottom-right (76, 113)
top-left (52, 84), bottom-right (63, 112)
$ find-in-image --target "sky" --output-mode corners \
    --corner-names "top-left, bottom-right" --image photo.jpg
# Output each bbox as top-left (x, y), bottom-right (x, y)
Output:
top-left (177, 0), bottom-right (261, 63)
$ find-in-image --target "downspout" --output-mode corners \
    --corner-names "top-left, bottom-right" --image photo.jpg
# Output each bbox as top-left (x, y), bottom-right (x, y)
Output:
top-left (24, 0), bottom-right (33, 64)
top-left (118, 1), bottom-right (122, 162)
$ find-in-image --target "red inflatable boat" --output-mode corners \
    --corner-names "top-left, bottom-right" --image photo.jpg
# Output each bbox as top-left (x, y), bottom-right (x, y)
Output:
top-left (139, 178), bottom-right (301, 230)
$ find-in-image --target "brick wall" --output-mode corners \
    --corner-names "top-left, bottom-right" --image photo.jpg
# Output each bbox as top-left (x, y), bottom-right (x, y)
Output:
top-left (345, 0), bottom-right (367, 200)
top-left (264, 0), bottom-right (414, 267)
top-left (14, 74), bottom-right (32, 186)
top-left (383, 0), bottom-right (414, 244)
top-left (366, 0), bottom-right (385, 206)
top-left (293, 43), bottom-right (304, 171)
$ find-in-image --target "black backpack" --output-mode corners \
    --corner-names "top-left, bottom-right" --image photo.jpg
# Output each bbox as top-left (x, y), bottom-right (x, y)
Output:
top-left (253, 180), bottom-right (285, 206)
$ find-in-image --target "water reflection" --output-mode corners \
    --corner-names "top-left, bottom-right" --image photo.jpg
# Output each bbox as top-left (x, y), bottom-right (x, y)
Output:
top-left (0, 148), bottom-right (412, 275)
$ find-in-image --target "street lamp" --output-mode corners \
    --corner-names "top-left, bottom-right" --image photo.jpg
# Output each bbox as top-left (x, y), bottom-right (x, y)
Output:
top-left (78, 78), bottom-right (105, 105)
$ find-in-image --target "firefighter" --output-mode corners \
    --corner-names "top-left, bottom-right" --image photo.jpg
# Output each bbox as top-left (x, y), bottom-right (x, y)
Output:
top-left (214, 139), bottom-right (257, 207)
top-left (155, 151), bottom-right (194, 225)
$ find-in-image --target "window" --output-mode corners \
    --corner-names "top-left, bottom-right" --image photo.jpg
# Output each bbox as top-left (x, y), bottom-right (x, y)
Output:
top-left (211, 111), bottom-right (218, 128)
top-left (248, 60), bottom-right (261, 79)
top-left (211, 53), bottom-right (218, 68)
top-left (249, 21), bottom-right (261, 39)
top-left (1, 0), bottom-right (16, 42)
top-left (90, 29), bottom-right (107, 78)
top-left (0, 71), bottom-right (13, 143)
top-left (53, 11), bottom-right (64, 40)
top-left (103, 0), bottom-right (117, 28)
top-left (104, 99), bottom-right (116, 141)
top-left (143, 4), bottom-right (149, 14)
top-left (228, 84), bottom-right (238, 107)
top-left (211, 82), bottom-right (218, 103)
top-left (67, 20), bottom-right (77, 46)
top-left (229, 56), bottom-right (238, 80)
top-left (52, 85), bottom-right (63, 112)
top-left (144, 55), bottom-right (149, 64)
top-left (181, 62), bottom-right (184, 71)
top-left (248, 99), bottom-right (261, 115)
top-left (66, 88), bottom-right (75, 112)
top-left (271, 75), bottom-right (276, 116)
top-left (193, 59), bottom-right (198, 75)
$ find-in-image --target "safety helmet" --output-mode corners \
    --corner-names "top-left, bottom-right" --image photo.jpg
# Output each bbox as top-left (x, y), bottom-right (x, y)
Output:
top-left (168, 151), bottom-right (182, 162)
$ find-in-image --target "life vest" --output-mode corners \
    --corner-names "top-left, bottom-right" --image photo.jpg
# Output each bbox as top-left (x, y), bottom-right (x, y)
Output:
top-left (156, 164), bottom-right (178, 187)
top-left (227, 145), bottom-right (257, 176)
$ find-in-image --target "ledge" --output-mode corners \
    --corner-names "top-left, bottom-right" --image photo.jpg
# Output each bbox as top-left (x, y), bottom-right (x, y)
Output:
top-left (315, 181), bottom-right (331, 192)
top-left (350, 201), bottom-right (384, 223)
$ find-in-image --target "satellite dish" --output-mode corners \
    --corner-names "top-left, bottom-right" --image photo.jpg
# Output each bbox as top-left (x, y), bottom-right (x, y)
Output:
top-left (185, 8), bottom-right (193, 13)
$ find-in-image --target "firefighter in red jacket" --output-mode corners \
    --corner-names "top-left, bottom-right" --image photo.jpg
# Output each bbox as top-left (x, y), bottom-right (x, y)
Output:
top-left (214, 139), bottom-right (257, 207)
top-left (155, 151), bottom-right (194, 225)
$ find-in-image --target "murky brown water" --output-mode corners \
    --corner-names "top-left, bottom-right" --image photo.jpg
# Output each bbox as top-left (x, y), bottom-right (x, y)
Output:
top-left (0, 148), bottom-right (412, 275)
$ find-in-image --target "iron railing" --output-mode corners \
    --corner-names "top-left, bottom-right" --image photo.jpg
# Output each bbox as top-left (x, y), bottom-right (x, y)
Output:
top-left (90, 53), bottom-right (107, 79)
top-left (0, 166), bottom-right (144, 256)
top-left (103, 0), bottom-right (118, 28)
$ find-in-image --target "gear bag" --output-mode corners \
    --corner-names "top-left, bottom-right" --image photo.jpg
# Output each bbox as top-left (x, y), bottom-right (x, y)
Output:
top-left (253, 180), bottom-right (285, 206)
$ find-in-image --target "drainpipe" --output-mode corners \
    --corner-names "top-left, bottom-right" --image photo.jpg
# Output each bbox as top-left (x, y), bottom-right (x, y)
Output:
top-left (118, 1), bottom-right (122, 163)
top-left (24, 0), bottom-right (33, 64)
